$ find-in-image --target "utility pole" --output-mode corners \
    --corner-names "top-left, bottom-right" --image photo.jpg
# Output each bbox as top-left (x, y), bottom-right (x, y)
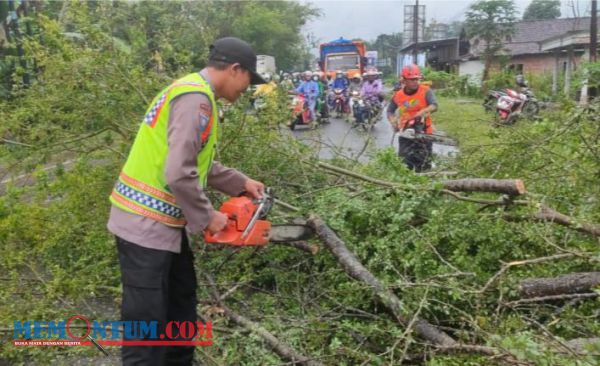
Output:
top-left (412, 0), bottom-right (419, 62)
top-left (591, 0), bottom-right (597, 62)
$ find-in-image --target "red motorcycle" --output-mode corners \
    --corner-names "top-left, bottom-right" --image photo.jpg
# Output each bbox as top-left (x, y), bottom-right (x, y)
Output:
top-left (496, 88), bottom-right (539, 125)
top-left (333, 88), bottom-right (349, 118)
top-left (289, 93), bottom-right (312, 130)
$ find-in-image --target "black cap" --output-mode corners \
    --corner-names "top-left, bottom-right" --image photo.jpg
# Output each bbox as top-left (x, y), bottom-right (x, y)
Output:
top-left (209, 37), bottom-right (266, 85)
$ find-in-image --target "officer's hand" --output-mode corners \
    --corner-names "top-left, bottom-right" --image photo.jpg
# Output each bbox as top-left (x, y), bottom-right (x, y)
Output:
top-left (207, 211), bottom-right (228, 234)
top-left (244, 179), bottom-right (265, 199)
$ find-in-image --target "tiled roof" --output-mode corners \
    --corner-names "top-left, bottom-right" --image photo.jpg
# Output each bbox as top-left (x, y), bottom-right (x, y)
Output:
top-left (471, 17), bottom-right (594, 56)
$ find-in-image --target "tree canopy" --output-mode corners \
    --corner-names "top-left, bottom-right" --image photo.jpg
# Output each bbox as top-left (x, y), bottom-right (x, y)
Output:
top-left (523, 0), bottom-right (561, 20)
top-left (465, 0), bottom-right (517, 83)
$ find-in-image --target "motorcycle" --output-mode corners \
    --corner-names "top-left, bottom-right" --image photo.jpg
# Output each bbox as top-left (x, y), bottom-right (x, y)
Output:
top-left (495, 87), bottom-right (539, 125)
top-left (352, 92), bottom-right (382, 131)
top-left (483, 89), bottom-right (507, 112)
top-left (333, 88), bottom-right (349, 118)
top-left (288, 93), bottom-right (312, 131)
top-left (316, 92), bottom-right (330, 124)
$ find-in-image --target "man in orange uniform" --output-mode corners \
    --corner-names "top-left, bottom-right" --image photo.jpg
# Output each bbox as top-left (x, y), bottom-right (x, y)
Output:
top-left (387, 64), bottom-right (438, 171)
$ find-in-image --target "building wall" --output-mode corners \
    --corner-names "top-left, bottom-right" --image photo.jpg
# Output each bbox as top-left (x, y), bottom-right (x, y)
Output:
top-left (507, 53), bottom-right (586, 75)
top-left (458, 60), bottom-right (485, 85)
top-left (459, 52), bottom-right (587, 85)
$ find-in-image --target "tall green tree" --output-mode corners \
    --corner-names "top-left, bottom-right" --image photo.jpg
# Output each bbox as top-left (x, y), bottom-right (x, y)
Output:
top-left (465, 0), bottom-right (517, 84)
top-left (365, 33), bottom-right (403, 75)
top-left (46, 1), bottom-right (320, 75)
top-left (522, 0), bottom-right (561, 20)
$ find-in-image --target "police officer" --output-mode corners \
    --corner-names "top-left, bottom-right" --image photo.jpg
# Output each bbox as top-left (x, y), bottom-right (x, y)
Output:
top-left (107, 37), bottom-right (266, 365)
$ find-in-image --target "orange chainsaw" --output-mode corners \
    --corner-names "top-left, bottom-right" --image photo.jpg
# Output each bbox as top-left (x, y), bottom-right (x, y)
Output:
top-left (204, 188), bottom-right (313, 246)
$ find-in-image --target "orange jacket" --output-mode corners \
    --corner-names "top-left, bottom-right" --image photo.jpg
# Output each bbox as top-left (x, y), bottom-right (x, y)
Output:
top-left (392, 85), bottom-right (433, 134)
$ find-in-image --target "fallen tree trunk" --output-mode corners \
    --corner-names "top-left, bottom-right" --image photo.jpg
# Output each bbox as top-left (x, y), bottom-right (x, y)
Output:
top-left (533, 206), bottom-right (600, 238)
top-left (204, 274), bottom-right (322, 366)
top-left (519, 272), bottom-right (600, 298)
top-left (307, 215), bottom-right (457, 347)
top-left (315, 161), bottom-right (526, 196)
top-left (441, 178), bottom-right (525, 196)
top-left (505, 293), bottom-right (598, 307)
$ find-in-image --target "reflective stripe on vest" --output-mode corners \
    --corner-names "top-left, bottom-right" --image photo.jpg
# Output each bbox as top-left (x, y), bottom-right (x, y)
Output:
top-left (110, 73), bottom-right (218, 227)
top-left (392, 85), bottom-right (433, 134)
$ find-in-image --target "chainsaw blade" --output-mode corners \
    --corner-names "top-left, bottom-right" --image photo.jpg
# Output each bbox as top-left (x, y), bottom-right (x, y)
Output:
top-left (397, 130), bottom-right (458, 146)
top-left (268, 224), bottom-right (314, 243)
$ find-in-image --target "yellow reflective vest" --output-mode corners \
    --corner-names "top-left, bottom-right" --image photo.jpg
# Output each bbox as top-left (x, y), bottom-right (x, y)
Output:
top-left (110, 73), bottom-right (218, 227)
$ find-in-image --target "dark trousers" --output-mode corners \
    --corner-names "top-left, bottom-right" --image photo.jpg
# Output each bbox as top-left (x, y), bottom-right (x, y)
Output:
top-left (398, 136), bottom-right (433, 172)
top-left (116, 234), bottom-right (197, 366)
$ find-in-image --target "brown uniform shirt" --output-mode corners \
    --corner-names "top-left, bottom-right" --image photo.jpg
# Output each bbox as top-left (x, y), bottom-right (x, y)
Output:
top-left (107, 70), bottom-right (248, 253)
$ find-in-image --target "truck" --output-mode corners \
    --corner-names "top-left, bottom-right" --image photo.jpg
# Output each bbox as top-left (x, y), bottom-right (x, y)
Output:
top-left (319, 38), bottom-right (366, 78)
top-left (256, 55), bottom-right (276, 77)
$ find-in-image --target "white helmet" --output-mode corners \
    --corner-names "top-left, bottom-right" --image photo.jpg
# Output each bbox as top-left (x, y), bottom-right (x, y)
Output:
top-left (262, 73), bottom-right (272, 82)
top-left (304, 70), bottom-right (313, 77)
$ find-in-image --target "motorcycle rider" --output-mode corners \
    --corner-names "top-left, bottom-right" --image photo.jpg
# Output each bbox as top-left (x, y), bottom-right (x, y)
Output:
top-left (330, 70), bottom-right (350, 115)
top-left (387, 64), bottom-right (438, 172)
top-left (348, 73), bottom-right (362, 120)
top-left (294, 70), bottom-right (320, 125)
top-left (332, 70), bottom-right (349, 90)
top-left (281, 72), bottom-right (295, 91)
top-left (252, 73), bottom-right (278, 110)
top-left (253, 73), bottom-right (276, 96)
top-left (348, 73), bottom-right (362, 94)
top-left (291, 72), bottom-right (301, 88)
top-left (313, 72), bottom-right (329, 121)
top-left (361, 68), bottom-right (383, 103)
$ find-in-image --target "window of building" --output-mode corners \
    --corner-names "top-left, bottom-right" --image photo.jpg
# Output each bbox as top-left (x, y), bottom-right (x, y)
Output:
top-left (508, 63), bottom-right (523, 73)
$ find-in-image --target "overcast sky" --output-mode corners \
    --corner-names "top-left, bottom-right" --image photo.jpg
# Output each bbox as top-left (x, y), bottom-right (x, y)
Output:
top-left (302, 0), bottom-right (593, 44)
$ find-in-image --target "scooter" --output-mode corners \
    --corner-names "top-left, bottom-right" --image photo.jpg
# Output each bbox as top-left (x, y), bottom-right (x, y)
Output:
top-left (495, 88), bottom-right (539, 125)
top-left (333, 88), bottom-right (349, 118)
top-left (483, 89), bottom-right (507, 112)
top-left (352, 92), bottom-right (381, 131)
top-left (289, 93), bottom-right (312, 131)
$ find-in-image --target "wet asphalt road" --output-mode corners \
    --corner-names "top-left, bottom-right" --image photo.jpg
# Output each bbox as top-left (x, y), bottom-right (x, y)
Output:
top-left (290, 109), bottom-right (459, 162)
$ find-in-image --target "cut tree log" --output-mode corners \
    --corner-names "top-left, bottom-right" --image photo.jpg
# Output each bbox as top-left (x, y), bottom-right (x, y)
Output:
top-left (204, 274), bottom-right (322, 366)
top-left (307, 215), bottom-right (457, 347)
top-left (533, 205), bottom-right (600, 238)
top-left (440, 178), bottom-right (526, 196)
top-left (519, 272), bottom-right (600, 298)
top-left (315, 161), bottom-right (526, 196)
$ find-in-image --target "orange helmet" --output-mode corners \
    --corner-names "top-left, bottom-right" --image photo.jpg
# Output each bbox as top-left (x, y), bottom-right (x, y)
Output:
top-left (401, 64), bottom-right (421, 79)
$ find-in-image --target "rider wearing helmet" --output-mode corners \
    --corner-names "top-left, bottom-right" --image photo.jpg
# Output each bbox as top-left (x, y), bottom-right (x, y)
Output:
top-left (312, 72), bottom-right (329, 121)
top-left (332, 70), bottom-right (349, 90)
top-left (295, 70), bottom-right (321, 124)
top-left (253, 73), bottom-right (277, 99)
top-left (330, 70), bottom-right (349, 110)
top-left (291, 72), bottom-right (301, 88)
top-left (361, 68), bottom-right (383, 102)
top-left (348, 72), bottom-right (362, 93)
top-left (387, 64), bottom-right (438, 171)
top-left (280, 72), bottom-right (294, 91)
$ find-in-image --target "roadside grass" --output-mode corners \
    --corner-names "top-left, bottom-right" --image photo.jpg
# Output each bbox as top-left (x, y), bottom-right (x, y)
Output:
top-left (434, 96), bottom-right (493, 146)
